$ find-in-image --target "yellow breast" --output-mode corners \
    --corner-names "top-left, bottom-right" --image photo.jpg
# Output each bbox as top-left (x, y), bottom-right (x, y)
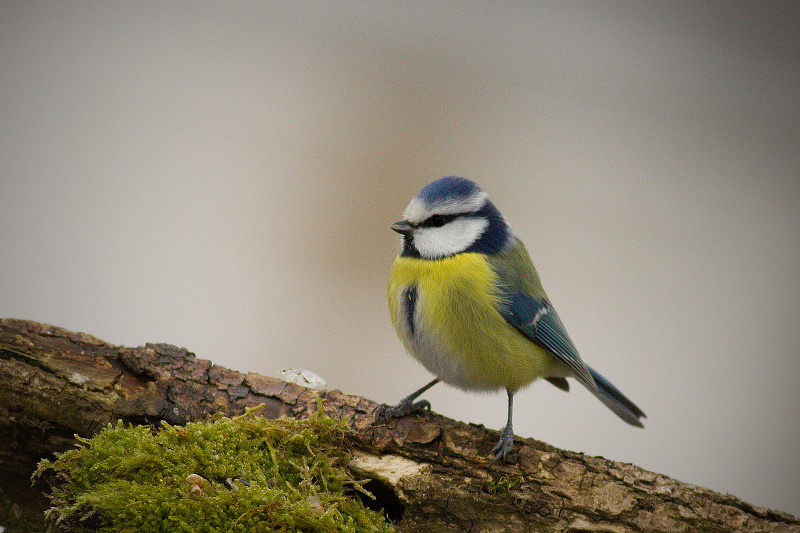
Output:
top-left (388, 253), bottom-right (558, 392)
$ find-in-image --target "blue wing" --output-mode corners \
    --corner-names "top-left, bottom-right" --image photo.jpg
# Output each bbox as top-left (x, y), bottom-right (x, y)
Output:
top-left (500, 288), bottom-right (645, 427)
top-left (500, 288), bottom-right (596, 388)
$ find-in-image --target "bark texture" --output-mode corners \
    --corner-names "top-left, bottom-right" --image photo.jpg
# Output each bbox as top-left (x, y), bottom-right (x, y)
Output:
top-left (1, 318), bottom-right (797, 532)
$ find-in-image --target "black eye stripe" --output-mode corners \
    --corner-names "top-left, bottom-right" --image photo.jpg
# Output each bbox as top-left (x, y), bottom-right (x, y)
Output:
top-left (419, 213), bottom-right (459, 228)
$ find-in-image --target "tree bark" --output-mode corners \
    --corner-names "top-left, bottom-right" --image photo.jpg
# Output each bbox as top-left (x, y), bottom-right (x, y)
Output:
top-left (1, 318), bottom-right (797, 532)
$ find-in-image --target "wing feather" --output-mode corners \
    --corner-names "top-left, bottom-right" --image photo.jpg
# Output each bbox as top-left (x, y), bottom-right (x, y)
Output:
top-left (491, 241), bottom-right (645, 426)
top-left (500, 287), bottom-right (597, 390)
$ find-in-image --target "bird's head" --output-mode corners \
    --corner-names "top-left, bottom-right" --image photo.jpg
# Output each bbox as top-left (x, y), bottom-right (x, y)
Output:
top-left (392, 176), bottom-right (512, 259)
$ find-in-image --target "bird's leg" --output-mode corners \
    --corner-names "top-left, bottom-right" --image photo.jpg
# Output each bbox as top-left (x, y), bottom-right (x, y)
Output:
top-left (375, 378), bottom-right (440, 419)
top-left (489, 389), bottom-right (515, 465)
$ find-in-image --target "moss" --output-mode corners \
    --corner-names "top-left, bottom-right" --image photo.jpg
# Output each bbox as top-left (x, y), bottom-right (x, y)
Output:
top-left (483, 473), bottom-right (524, 495)
top-left (33, 402), bottom-right (394, 532)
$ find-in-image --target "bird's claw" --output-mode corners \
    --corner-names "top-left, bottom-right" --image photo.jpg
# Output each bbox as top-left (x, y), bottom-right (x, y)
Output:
top-left (489, 427), bottom-right (515, 465)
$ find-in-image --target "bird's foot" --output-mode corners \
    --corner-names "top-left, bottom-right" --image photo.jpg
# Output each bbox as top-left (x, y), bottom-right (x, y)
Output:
top-left (374, 398), bottom-right (432, 420)
top-left (489, 425), bottom-right (515, 465)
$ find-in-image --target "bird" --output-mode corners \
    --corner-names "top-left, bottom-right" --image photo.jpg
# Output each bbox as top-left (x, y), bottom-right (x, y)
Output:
top-left (377, 176), bottom-right (645, 464)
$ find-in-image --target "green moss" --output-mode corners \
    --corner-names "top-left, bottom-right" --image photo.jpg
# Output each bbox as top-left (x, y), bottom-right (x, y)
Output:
top-left (483, 473), bottom-right (524, 495)
top-left (34, 402), bottom-right (394, 533)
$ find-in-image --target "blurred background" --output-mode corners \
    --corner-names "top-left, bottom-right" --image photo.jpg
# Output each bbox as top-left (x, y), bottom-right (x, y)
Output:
top-left (2, 1), bottom-right (798, 517)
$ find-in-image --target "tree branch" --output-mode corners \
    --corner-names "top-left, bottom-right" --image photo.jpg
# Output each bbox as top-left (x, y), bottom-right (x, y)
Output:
top-left (1, 318), bottom-right (797, 532)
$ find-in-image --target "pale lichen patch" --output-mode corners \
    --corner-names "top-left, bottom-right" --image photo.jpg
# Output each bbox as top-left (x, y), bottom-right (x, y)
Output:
top-left (349, 450), bottom-right (427, 487)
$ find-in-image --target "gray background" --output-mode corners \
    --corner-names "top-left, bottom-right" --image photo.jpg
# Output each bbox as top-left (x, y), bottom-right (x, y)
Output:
top-left (2, 1), bottom-right (798, 517)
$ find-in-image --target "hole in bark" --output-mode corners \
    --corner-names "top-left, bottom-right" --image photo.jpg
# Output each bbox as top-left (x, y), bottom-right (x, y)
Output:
top-left (353, 479), bottom-right (404, 522)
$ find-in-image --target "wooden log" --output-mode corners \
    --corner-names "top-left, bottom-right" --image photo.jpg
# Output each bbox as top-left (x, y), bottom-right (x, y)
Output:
top-left (1, 318), bottom-right (797, 532)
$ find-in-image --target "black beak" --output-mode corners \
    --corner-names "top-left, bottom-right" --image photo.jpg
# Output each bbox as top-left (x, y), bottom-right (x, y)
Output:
top-left (390, 220), bottom-right (414, 235)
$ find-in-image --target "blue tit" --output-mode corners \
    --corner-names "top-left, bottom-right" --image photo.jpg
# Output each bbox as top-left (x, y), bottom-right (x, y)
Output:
top-left (379, 176), bottom-right (645, 464)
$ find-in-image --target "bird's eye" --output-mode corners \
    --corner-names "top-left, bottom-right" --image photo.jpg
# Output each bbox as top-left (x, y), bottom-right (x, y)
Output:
top-left (420, 213), bottom-right (457, 228)
top-left (429, 215), bottom-right (447, 227)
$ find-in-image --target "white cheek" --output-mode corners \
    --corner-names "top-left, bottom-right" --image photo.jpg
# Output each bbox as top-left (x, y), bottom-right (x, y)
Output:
top-left (413, 218), bottom-right (489, 258)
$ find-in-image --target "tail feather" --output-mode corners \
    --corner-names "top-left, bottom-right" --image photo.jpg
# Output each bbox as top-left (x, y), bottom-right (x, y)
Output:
top-left (586, 365), bottom-right (646, 427)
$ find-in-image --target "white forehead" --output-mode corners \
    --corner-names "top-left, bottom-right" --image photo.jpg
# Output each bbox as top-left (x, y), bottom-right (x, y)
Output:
top-left (403, 189), bottom-right (488, 224)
